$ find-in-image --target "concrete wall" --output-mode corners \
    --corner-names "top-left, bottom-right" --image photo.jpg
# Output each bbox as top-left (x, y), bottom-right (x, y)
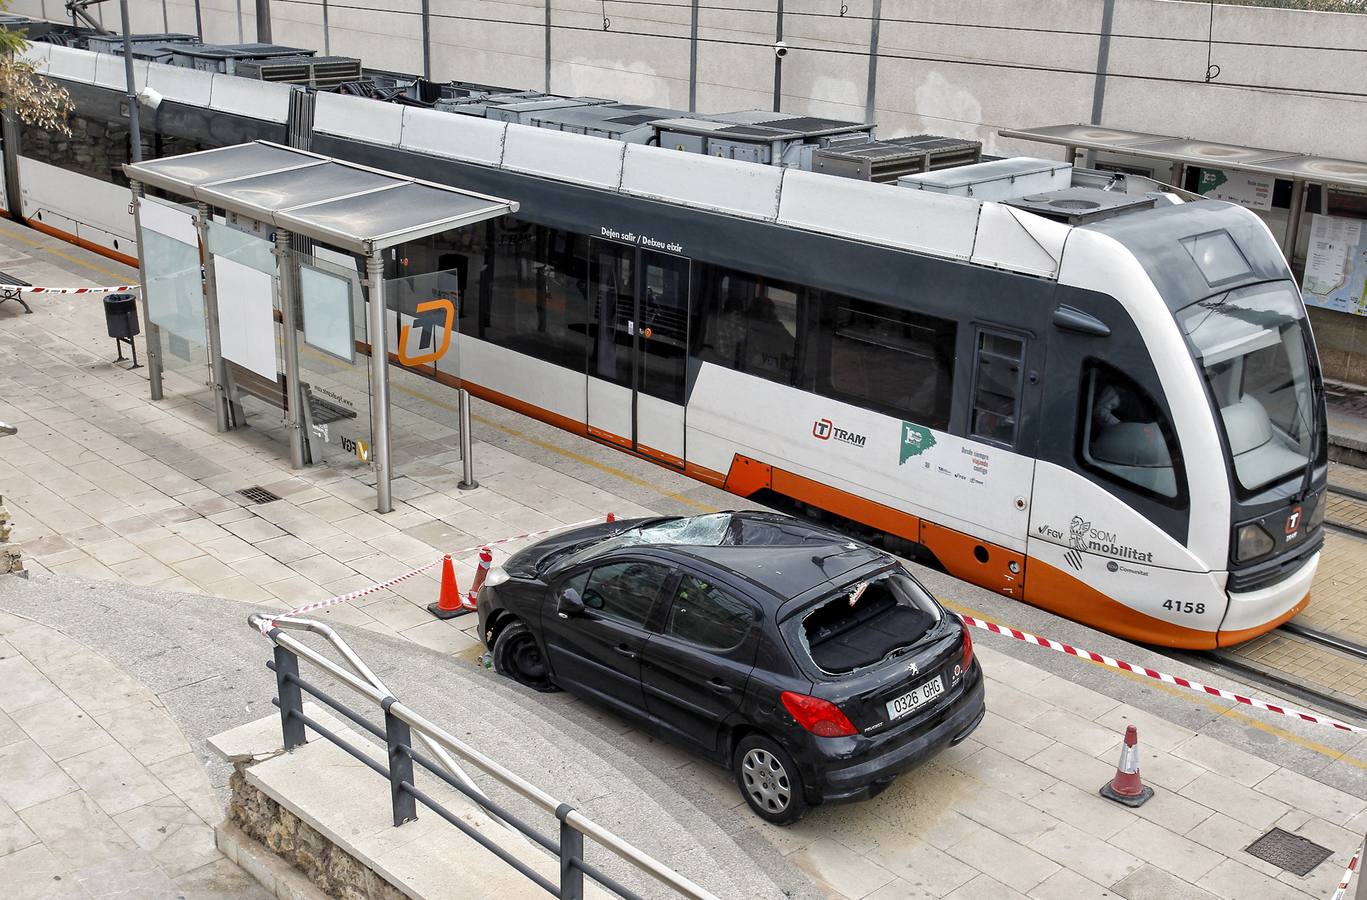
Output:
top-left (26, 0), bottom-right (1364, 159)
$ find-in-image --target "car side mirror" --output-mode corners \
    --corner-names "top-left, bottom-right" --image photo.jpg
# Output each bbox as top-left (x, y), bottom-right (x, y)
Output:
top-left (557, 587), bottom-right (585, 619)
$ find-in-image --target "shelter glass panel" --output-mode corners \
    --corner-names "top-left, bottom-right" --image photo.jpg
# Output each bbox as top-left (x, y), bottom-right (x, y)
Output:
top-left (139, 211), bottom-right (212, 411)
top-left (290, 248), bottom-right (373, 471)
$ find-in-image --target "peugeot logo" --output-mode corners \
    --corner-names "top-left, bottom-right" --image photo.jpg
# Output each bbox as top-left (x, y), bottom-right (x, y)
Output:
top-left (906, 661), bottom-right (919, 677)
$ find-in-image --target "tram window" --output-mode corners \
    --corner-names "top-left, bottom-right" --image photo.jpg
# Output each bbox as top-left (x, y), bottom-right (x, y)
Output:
top-left (480, 219), bottom-right (589, 371)
top-left (1078, 362), bottom-right (1183, 500)
top-left (813, 293), bottom-right (955, 429)
top-left (695, 267), bottom-right (801, 386)
top-left (970, 330), bottom-right (1025, 446)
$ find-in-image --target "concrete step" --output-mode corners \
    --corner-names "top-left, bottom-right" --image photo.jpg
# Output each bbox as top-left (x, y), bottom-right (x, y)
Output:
top-left (0, 572), bottom-right (816, 899)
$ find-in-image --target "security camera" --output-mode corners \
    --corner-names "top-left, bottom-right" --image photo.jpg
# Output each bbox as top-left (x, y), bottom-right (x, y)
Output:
top-left (137, 87), bottom-right (163, 110)
top-left (774, 41), bottom-right (788, 58)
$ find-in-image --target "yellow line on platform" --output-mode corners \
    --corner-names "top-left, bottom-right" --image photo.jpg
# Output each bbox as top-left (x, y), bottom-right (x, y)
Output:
top-left (939, 597), bottom-right (1367, 771)
top-left (0, 224), bottom-right (132, 282)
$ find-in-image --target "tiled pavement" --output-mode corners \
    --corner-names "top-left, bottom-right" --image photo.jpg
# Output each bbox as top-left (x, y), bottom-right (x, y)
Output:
top-left (3, 216), bottom-right (1367, 898)
top-left (0, 609), bottom-right (269, 898)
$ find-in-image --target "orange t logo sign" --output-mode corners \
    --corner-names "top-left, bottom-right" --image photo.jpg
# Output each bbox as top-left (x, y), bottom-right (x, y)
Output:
top-left (397, 298), bottom-right (455, 367)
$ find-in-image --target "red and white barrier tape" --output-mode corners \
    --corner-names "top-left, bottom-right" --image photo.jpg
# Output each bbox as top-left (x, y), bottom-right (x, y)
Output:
top-left (958, 614), bottom-right (1367, 735)
top-left (3, 284), bottom-right (140, 295)
top-left (1332, 843), bottom-right (1363, 900)
top-left (258, 514), bottom-right (610, 632)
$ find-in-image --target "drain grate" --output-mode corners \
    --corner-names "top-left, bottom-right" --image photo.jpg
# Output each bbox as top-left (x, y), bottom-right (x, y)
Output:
top-left (1244, 827), bottom-right (1333, 876)
top-left (238, 486), bottom-right (282, 505)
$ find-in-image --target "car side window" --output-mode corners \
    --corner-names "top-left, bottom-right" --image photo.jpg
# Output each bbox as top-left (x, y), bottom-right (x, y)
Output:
top-left (664, 576), bottom-right (754, 651)
top-left (579, 561), bottom-right (672, 628)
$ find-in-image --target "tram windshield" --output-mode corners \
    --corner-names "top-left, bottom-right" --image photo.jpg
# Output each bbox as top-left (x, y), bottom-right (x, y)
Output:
top-left (1177, 282), bottom-right (1314, 494)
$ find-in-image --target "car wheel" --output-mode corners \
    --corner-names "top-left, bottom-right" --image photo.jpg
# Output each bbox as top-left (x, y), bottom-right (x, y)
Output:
top-left (492, 621), bottom-right (558, 693)
top-left (733, 734), bottom-right (808, 825)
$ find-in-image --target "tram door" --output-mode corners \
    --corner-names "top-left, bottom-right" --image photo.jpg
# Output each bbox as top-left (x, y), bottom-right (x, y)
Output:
top-left (586, 241), bottom-right (690, 467)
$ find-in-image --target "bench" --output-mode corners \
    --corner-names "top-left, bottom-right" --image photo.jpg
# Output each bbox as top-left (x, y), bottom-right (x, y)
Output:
top-left (0, 272), bottom-right (32, 314)
top-left (224, 360), bottom-right (358, 463)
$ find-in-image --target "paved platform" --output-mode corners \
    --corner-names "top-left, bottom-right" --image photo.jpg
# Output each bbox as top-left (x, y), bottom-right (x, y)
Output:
top-left (1328, 380), bottom-right (1367, 465)
top-left (3, 216), bottom-right (1367, 898)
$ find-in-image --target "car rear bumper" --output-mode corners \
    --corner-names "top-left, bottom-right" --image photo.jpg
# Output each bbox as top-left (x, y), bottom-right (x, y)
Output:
top-left (806, 663), bottom-right (986, 805)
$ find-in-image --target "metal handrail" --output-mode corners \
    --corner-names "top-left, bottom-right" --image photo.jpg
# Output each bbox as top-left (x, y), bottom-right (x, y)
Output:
top-left (248, 612), bottom-right (721, 900)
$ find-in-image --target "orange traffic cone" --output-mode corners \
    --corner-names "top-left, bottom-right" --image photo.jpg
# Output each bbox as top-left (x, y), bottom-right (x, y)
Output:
top-left (463, 548), bottom-right (493, 611)
top-left (427, 554), bottom-right (472, 619)
top-left (1100, 725), bottom-right (1153, 807)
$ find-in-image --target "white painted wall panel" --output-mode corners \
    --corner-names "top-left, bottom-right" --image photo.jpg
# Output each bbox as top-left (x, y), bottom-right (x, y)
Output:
top-left (314, 92), bottom-right (404, 146)
top-left (777, 169), bottom-right (980, 261)
top-left (146, 62), bottom-right (214, 107)
top-left (209, 75), bottom-right (290, 123)
top-left (399, 108), bottom-right (506, 167)
top-left (619, 145), bottom-right (783, 221)
top-left (500, 125), bottom-right (625, 190)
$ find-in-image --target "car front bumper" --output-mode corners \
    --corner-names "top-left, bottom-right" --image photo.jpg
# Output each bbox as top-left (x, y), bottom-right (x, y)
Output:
top-left (802, 662), bottom-right (986, 805)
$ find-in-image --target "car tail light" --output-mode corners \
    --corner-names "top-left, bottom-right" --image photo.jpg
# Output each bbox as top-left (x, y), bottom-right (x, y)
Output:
top-left (780, 691), bottom-right (858, 737)
top-left (960, 617), bottom-right (974, 670)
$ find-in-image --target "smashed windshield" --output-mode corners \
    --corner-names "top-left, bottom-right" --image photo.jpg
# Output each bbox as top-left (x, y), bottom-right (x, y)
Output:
top-left (554, 514), bottom-right (733, 571)
top-left (1177, 282), bottom-right (1314, 493)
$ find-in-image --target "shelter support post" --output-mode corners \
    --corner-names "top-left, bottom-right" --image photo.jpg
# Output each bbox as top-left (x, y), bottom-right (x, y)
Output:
top-left (274, 229), bottom-right (307, 469)
top-left (1284, 178), bottom-right (1307, 260)
top-left (129, 181), bottom-right (164, 401)
top-left (458, 388), bottom-right (477, 491)
top-left (367, 252), bottom-right (393, 514)
top-left (195, 204), bottom-right (231, 433)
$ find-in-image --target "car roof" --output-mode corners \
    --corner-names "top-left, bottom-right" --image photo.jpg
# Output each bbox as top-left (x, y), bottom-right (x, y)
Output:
top-left (668, 541), bottom-right (889, 606)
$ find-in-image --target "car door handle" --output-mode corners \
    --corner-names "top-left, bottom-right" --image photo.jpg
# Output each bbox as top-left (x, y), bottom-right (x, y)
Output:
top-left (614, 644), bottom-right (639, 660)
top-left (707, 678), bottom-right (735, 695)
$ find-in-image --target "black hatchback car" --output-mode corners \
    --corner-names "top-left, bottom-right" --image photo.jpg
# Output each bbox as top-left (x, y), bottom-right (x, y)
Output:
top-left (476, 511), bottom-right (984, 824)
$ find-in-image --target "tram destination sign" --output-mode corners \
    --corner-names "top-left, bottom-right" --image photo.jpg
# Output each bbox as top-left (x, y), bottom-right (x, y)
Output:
top-left (600, 226), bottom-right (683, 255)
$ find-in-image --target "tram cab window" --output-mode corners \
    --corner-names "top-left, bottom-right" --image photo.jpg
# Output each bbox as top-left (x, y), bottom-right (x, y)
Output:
top-left (970, 330), bottom-right (1025, 446)
top-left (813, 294), bottom-right (955, 429)
top-left (1078, 362), bottom-right (1182, 500)
top-left (695, 267), bottom-right (801, 385)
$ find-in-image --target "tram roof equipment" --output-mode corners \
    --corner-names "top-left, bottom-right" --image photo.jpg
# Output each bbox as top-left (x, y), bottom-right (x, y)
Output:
top-left (122, 140), bottom-right (517, 255)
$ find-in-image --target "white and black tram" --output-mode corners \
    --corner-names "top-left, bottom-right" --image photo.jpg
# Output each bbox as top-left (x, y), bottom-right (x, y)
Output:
top-left (4, 33), bottom-right (1327, 648)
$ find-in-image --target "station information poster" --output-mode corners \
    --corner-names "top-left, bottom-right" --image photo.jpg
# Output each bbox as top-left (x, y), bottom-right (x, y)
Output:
top-left (1196, 168), bottom-right (1274, 211)
top-left (1302, 213), bottom-right (1367, 316)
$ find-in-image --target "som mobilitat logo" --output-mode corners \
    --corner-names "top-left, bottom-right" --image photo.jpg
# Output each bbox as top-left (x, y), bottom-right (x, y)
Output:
top-left (812, 418), bottom-right (866, 448)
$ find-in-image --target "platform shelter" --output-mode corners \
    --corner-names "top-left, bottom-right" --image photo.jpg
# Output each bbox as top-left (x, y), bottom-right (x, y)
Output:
top-left (123, 141), bottom-right (517, 512)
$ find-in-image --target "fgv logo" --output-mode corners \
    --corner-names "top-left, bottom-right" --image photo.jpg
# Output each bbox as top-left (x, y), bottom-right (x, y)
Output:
top-left (398, 297), bottom-right (456, 367)
top-left (813, 419), bottom-right (833, 440)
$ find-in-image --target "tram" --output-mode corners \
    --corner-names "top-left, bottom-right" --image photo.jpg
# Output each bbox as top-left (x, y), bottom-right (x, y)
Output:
top-left (5, 29), bottom-right (1327, 649)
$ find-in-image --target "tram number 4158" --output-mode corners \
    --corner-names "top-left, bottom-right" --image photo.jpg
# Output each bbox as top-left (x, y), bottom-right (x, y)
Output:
top-left (1163, 600), bottom-right (1206, 615)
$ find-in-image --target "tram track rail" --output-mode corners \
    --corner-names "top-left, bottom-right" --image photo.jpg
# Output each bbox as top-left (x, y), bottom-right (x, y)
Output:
top-left (1325, 483), bottom-right (1367, 542)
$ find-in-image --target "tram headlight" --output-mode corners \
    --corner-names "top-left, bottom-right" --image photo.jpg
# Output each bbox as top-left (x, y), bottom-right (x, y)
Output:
top-left (1235, 523), bottom-right (1276, 562)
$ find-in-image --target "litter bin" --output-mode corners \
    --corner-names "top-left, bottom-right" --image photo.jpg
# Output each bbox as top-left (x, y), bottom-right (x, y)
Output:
top-left (103, 292), bottom-right (140, 340)
top-left (103, 292), bottom-right (141, 367)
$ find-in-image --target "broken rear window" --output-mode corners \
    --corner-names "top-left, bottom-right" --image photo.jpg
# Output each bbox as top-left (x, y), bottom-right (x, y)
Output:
top-left (798, 571), bottom-right (942, 675)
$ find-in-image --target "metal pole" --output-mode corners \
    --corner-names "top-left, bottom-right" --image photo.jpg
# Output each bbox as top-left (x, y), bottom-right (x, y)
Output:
top-left (773, 1), bottom-right (785, 109)
top-left (193, 0), bottom-right (203, 40)
top-left (195, 203), bottom-right (231, 432)
top-left (558, 805), bottom-right (584, 900)
top-left (275, 229), bottom-right (307, 469)
top-left (543, 0), bottom-right (551, 92)
top-left (384, 702), bottom-right (418, 826)
top-left (273, 644), bottom-right (307, 750)
top-left (864, 0), bottom-right (881, 122)
top-left (1085, 0), bottom-right (1116, 168)
top-left (255, 0), bottom-right (272, 43)
top-left (321, 0), bottom-right (330, 55)
top-left (1283, 178), bottom-right (1307, 260)
top-left (458, 388), bottom-right (477, 490)
top-left (367, 252), bottom-right (393, 513)
top-left (421, 0), bottom-right (431, 80)
top-left (118, 0), bottom-right (142, 164)
top-left (687, 0), bottom-right (699, 111)
top-left (129, 182), bottom-right (164, 400)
